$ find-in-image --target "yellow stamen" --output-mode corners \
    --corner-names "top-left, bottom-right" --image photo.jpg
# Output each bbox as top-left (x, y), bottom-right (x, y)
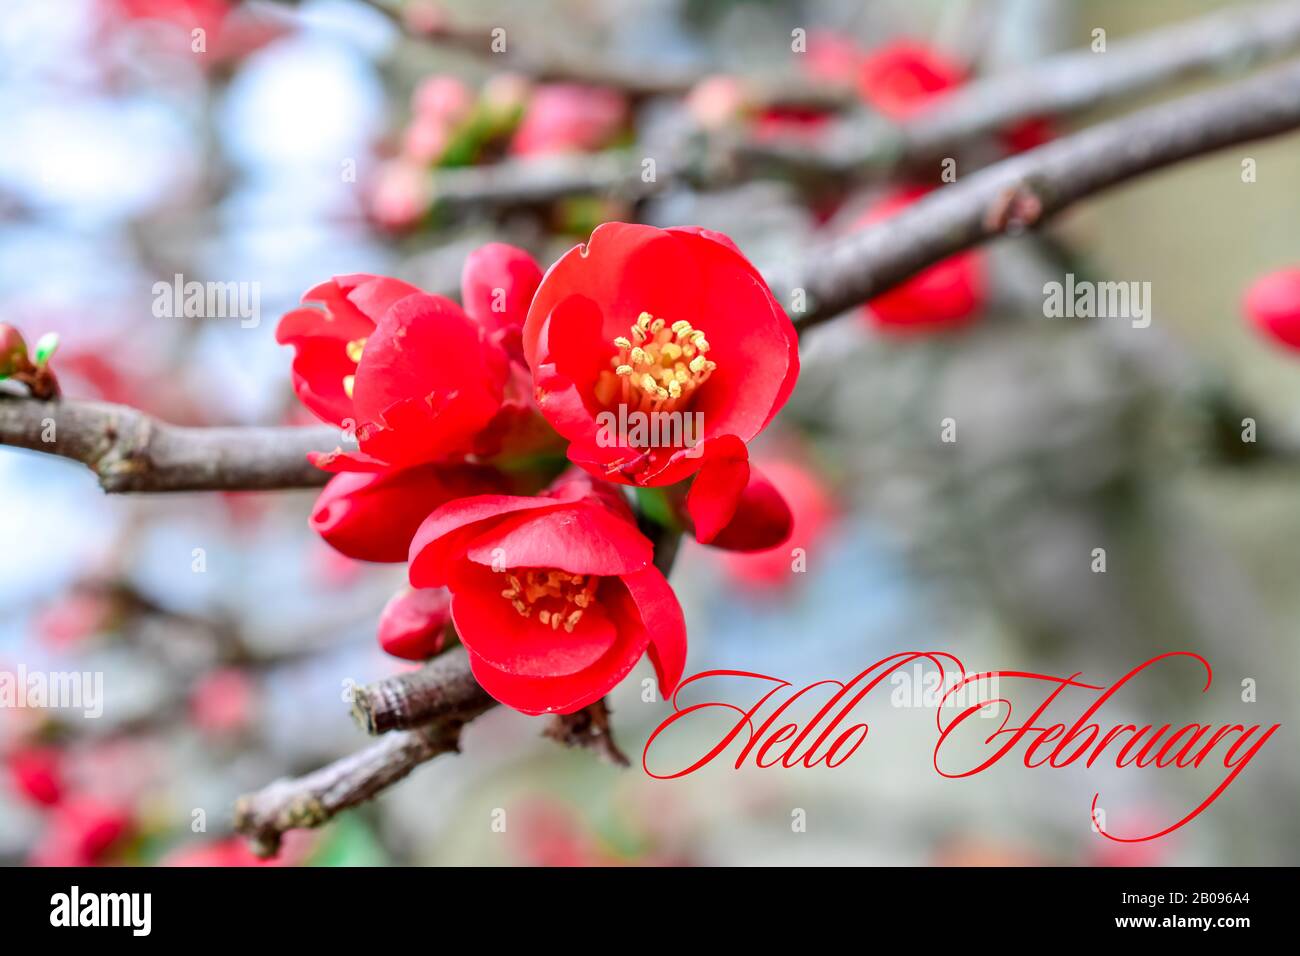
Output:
top-left (499, 568), bottom-right (598, 634)
top-left (592, 310), bottom-right (719, 429)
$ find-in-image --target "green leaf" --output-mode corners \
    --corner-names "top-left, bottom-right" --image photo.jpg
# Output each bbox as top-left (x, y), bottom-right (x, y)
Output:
top-left (635, 486), bottom-right (681, 532)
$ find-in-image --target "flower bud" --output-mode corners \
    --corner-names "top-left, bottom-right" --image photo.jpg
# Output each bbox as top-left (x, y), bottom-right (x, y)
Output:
top-left (0, 323), bottom-right (29, 377)
top-left (377, 587), bottom-right (452, 660)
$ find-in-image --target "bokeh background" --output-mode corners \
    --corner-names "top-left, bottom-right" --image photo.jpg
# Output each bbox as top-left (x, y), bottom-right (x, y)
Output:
top-left (1, 0), bottom-right (1298, 866)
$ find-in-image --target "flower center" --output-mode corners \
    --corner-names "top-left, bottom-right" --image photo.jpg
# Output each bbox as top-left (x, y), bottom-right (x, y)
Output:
top-left (593, 311), bottom-right (716, 414)
top-left (500, 568), bottom-right (598, 633)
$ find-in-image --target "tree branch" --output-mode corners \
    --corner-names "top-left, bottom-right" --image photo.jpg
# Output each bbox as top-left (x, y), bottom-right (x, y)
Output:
top-left (428, 152), bottom-right (671, 214)
top-left (419, 1), bottom-right (1300, 209)
top-left (752, 0), bottom-right (1300, 175)
top-left (905, 0), bottom-right (1300, 162)
top-left (232, 722), bottom-right (467, 858)
top-left (0, 398), bottom-right (339, 492)
top-left (783, 58), bottom-right (1300, 330)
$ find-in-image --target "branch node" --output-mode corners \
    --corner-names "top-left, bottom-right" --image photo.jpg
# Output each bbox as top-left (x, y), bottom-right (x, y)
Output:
top-left (543, 698), bottom-right (630, 768)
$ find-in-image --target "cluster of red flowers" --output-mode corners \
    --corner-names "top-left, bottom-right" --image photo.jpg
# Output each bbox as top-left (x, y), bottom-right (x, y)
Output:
top-left (372, 74), bottom-right (629, 231)
top-left (5, 747), bottom-right (133, 866)
top-left (279, 224), bottom-right (799, 714)
top-left (689, 38), bottom-right (1053, 335)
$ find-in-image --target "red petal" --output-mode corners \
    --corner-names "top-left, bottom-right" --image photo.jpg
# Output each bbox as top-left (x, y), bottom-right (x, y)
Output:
top-left (449, 563), bottom-right (618, 677)
top-left (377, 587), bottom-right (452, 660)
top-left (531, 294), bottom-right (612, 445)
top-left (706, 463), bottom-right (794, 552)
top-left (307, 448), bottom-right (390, 473)
top-left (616, 565), bottom-right (687, 696)
top-left (464, 625), bottom-right (649, 715)
top-left (408, 493), bottom-right (576, 587)
top-left (685, 436), bottom-right (750, 544)
top-left (666, 229), bottom-right (799, 441)
top-left (333, 273), bottom-right (422, 325)
top-left (352, 293), bottom-right (506, 465)
top-left (277, 274), bottom-right (422, 427)
top-left (524, 222), bottom-right (703, 371)
top-left (461, 243), bottom-right (543, 336)
top-left (464, 502), bottom-right (653, 576)
top-left (857, 41), bottom-right (965, 121)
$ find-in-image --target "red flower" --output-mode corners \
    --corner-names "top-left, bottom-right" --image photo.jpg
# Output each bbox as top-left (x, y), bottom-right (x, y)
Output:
top-left (857, 41), bottom-right (965, 120)
top-left (1244, 266), bottom-right (1300, 351)
top-left (282, 250), bottom-right (559, 564)
top-left (857, 188), bottom-right (986, 332)
top-left (408, 472), bottom-right (686, 715)
top-left (377, 587), bottom-right (453, 660)
top-left (6, 747), bottom-right (63, 807)
top-left (716, 456), bottom-right (836, 587)
top-left (522, 223), bottom-right (799, 546)
top-left (310, 463), bottom-right (500, 563)
top-left (510, 84), bottom-right (627, 157)
top-left (279, 246), bottom-right (545, 472)
top-left (856, 41), bottom-right (1051, 152)
top-left (277, 273), bottom-right (421, 429)
top-left (29, 797), bottom-right (131, 867)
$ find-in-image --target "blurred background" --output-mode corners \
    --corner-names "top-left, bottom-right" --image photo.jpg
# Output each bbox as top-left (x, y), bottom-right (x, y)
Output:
top-left (1, 0), bottom-right (1298, 866)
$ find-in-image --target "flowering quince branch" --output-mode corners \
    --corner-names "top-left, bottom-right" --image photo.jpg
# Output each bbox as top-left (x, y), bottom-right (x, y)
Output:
top-left (782, 58), bottom-right (1300, 331)
top-left (404, 1), bottom-right (1300, 210)
top-left (8, 44), bottom-right (1300, 856)
top-left (233, 527), bottom-right (679, 855)
top-left (7, 56), bottom-right (1300, 491)
top-left (747, 0), bottom-right (1300, 177)
top-left (894, 0), bottom-right (1300, 165)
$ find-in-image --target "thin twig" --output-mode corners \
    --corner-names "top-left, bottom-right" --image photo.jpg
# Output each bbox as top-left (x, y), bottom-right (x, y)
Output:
top-left (233, 722), bottom-right (466, 858)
